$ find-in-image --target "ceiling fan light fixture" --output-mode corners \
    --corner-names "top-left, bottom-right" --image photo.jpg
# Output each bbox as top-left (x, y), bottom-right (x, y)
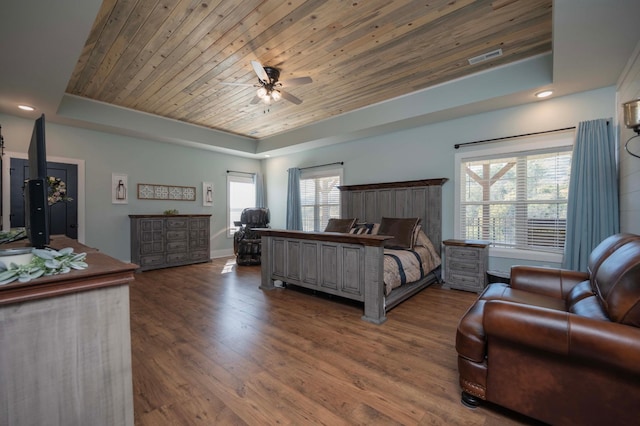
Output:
top-left (256, 87), bottom-right (267, 98)
top-left (271, 90), bottom-right (282, 102)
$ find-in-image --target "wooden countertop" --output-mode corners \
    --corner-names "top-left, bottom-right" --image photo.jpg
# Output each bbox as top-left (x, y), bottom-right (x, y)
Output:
top-left (0, 235), bottom-right (138, 305)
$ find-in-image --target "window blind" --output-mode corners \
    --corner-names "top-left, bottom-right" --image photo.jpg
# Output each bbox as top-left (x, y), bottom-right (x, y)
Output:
top-left (459, 146), bottom-right (572, 253)
top-left (300, 171), bottom-right (341, 232)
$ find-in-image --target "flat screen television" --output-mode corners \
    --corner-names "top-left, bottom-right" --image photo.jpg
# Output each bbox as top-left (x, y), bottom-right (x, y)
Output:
top-left (24, 114), bottom-right (50, 248)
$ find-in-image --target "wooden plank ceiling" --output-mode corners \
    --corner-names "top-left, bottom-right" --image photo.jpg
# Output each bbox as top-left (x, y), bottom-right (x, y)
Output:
top-left (67, 0), bottom-right (552, 139)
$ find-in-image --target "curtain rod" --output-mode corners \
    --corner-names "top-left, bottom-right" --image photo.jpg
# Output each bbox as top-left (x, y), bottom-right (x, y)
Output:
top-left (454, 126), bottom-right (577, 149)
top-left (226, 170), bottom-right (255, 175)
top-left (299, 161), bottom-right (344, 170)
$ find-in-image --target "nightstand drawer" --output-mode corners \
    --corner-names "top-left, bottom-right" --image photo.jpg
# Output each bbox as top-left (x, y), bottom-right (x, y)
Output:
top-left (449, 260), bottom-right (481, 274)
top-left (449, 272), bottom-right (483, 289)
top-left (449, 247), bottom-right (480, 260)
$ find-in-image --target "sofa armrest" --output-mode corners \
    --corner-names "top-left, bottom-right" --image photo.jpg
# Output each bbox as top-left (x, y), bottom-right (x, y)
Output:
top-left (484, 300), bottom-right (640, 375)
top-left (509, 266), bottom-right (589, 299)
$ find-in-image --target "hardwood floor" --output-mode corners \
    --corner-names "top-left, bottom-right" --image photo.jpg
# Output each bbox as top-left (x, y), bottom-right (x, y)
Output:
top-left (129, 257), bottom-right (539, 425)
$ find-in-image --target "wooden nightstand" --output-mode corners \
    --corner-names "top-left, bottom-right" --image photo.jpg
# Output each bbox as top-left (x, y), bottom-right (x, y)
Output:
top-left (442, 239), bottom-right (491, 293)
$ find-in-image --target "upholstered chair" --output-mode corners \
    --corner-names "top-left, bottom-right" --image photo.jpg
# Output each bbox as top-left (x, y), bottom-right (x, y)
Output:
top-left (455, 234), bottom-right (640, 425)
top-left (233, 208), bottom-right (270, 266)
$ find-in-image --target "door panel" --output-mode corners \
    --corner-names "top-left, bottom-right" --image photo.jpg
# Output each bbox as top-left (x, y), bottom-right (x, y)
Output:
top-left (10, 158), bottom-right (78, 239)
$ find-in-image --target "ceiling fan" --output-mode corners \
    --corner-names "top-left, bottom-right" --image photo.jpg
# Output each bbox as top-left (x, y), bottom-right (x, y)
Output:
top-left (222, 60), bottom-right (312, 105)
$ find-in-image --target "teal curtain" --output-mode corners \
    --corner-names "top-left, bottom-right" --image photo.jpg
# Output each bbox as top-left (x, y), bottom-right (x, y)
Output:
top-left (254, 172), bottom-right (265, 208)
top-left (562, 118), bottom-right (619, 271)
top-left (286, 168), bottom-right (302, 230)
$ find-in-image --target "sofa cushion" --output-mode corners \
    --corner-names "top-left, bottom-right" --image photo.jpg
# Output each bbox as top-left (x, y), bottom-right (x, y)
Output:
top-left (592, 240), bottom-right (640, 326)
top-left (588, 233), bottom-right (640, 277)
top-left (569, 295), bottom-right (610, 321)
top-left (565, 280), bottom-right (595, 308)
top-left (510, 266), bottom-right (589, 299)
top-left (480, 282), bottom-right (566, 311)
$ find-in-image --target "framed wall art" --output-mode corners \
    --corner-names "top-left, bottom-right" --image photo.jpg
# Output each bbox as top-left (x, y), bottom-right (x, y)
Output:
top-left (202, 182), bottom-right (213, 206)
top-left (137, 183), bottom-right (196, 201)
top-left (112, 173), bottom-right (128, 204)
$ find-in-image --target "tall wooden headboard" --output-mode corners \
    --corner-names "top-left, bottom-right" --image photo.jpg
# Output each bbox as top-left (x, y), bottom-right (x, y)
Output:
top-left (339, 178), bottom-right (448, 251)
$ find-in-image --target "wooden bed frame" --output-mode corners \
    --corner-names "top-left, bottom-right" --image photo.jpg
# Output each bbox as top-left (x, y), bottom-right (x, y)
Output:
top-left (259, 178), bottom-right (447, 324)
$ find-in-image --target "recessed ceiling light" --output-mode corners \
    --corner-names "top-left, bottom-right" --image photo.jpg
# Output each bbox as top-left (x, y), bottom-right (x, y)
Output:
top-left (18, 105), bottom-right (35, 111)
top-left (535, 90), bottom-right (553, 98)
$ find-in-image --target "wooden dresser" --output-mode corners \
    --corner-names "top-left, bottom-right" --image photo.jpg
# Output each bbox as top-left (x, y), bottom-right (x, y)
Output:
top-left (0, 236), bottom-right (137, 426)
top-left (442, 239), bottom-right (491, 293)
top-left (129, 214), bottom-right (211, 271)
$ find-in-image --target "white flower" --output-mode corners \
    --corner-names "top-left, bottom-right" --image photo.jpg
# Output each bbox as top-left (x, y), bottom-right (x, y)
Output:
top-left (47, 177), bottom-right (73, 206)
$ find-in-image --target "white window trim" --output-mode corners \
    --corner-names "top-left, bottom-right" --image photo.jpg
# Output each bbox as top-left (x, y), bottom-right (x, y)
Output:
top-left (454, 130), bottom-right (574, 262)
top-left (227, 174), bottom-right (256, 238)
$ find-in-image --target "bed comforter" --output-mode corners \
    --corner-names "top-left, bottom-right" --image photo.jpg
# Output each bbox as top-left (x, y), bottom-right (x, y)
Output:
top-left (383, 232), bottom-right (441, 296)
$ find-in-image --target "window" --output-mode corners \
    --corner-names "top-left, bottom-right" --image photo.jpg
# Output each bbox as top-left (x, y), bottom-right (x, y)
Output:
top-left (300, 168), bottom-right (342, 232)
top-left (227, 174), bottom-right (256, 237)
top-left (455, 131), bottom-right (574, 260)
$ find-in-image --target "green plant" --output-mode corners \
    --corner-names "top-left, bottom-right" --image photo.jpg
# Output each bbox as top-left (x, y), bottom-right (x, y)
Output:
top-left (0, 247), bottom-right (88, 286)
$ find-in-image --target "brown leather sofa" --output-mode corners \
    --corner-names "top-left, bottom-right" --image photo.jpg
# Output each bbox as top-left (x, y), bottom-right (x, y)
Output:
top-left (455, 233), bottom-right (640, 425)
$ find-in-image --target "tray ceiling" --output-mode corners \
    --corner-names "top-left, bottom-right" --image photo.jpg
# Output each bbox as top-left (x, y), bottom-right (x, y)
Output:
top-left (66, 0), bottom-right (552, 140)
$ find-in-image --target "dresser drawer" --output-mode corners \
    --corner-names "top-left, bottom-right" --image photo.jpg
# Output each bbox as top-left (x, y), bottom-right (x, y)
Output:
top-left (139, 254), bottom-right (164, 267)
top-left (166, 252), bottom-right (189, 263)
top-left (166, 218), bottom-right (188, 229)
top-left (166, 230), bottom-right (187, 241)
top-left (166, 241), bottom-right (188, 252)
top-left (190, 250), bottom-right (209, 261)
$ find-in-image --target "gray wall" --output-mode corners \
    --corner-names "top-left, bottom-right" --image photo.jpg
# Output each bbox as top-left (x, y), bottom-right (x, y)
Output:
top-left (263, 86), bottom-right (617, 273)
top-left (0, 113), bottom-right (261, 261)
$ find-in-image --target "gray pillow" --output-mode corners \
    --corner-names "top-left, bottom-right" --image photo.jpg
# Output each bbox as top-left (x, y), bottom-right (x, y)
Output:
top-left (378, 217), bottom-right (421, 249)
top-left (324, 218), bottom-right (357, 233)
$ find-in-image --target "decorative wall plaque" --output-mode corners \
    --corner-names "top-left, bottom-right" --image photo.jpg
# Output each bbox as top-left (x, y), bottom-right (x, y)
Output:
top-left (137, 183), bottom-right (196, 201)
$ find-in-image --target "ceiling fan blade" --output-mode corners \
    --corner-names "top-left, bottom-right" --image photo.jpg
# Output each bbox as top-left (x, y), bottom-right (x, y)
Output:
top-left (281, 76), bottom-right (312, 87)
top-left (280, 90), bottom-right (303, 105)
top-left (250, 95), bottom-right (261, 105)
top-left (251, 60), bottom-right (269, 82)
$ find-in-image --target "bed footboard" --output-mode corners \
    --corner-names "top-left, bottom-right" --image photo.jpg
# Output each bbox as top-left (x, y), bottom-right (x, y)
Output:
top-left (258, 230), bottom-right (392, 324)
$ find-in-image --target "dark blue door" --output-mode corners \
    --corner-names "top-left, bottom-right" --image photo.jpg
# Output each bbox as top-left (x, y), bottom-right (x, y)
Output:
top-left (10, 158), bottom-right (78, 239)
